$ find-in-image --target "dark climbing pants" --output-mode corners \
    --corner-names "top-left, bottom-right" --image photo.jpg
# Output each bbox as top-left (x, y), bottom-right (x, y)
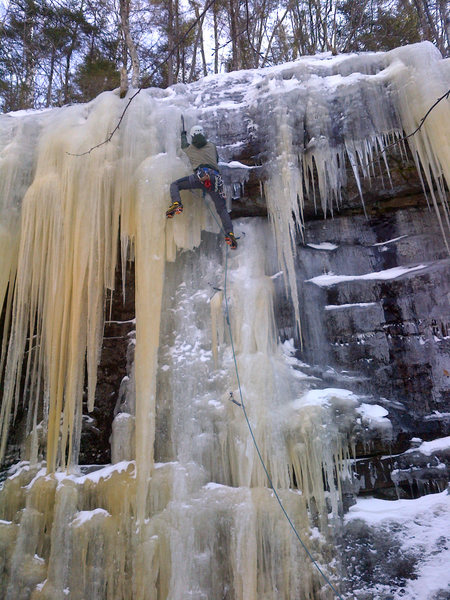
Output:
top-left (170, 171), bottom-right (234, 235)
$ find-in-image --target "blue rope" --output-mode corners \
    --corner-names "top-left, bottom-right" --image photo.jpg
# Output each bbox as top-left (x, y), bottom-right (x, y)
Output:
top-left (204, 199), bottom-right (345, 599)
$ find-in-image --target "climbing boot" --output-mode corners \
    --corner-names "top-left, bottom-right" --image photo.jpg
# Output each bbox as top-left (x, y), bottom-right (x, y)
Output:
top-left (225, 232), bottom-right (238, 250)
top-left (166, 201), bottom-right (183, 218)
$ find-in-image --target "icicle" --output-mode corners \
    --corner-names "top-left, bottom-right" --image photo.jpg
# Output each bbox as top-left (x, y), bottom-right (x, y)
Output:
top-left (210, 290), bottom-right (224, 368)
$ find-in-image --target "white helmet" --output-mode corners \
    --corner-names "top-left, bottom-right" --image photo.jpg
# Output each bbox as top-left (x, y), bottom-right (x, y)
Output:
top-left (190, 125), bottom-right (204, 138)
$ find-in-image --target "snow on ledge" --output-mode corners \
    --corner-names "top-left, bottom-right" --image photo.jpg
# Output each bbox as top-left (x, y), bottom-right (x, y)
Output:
top-left (346, 489), bottom-right (449, 525)
top-left (417, 436), bottom-right (450, 456)
top-left (76, 461), bottom-right (135, 484)
top-left (357, 403), bottom-right (389, 420)
top-left (23, 461), bottom-right (136, 491)
top-left (371, 235), bottom-right (408, 246)
top-left (306, 242), bottom-right (339, 250)
top-left (292, 387), bottom-right (358, 409)
top-left (306, 264), bottom-right (427, 287)
top-left (325, 302), bottom-right (378, 310)
top-left (356, 402), bottom-right (392, 437)
top-left (71, 508), bottom-right (110, 527)
top-left (219, 160), bottom-right (254, 169)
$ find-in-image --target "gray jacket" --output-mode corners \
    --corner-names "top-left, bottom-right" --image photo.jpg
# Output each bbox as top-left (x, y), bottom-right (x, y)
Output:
top-left (181, 132), bottom-right (219, 171)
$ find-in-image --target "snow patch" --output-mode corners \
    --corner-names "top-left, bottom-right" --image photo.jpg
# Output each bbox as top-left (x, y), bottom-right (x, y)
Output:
top-left (346, 489), bottom-right (449, 525)
top-left (307, 264), bottom-right (427, 287)
top-left (325, 302), bottom-right (378, 310)
top-left (293, 388), bottom-right (358, 409)
top-left (418, 436), bottom-right (450, 456)
top-left (204, 482), bottom-right (228, 490)
top-left (220, 160), bottom-right (254, 169)
top-left (306, 242), bottom-right (338, 250)
top-left (371, 235), bottom-right (408, 246)
top-left (357, 403), bottom-right (389, 420)
top-left (346, 490), bottom-right (450, 599)
top-left (71, 508), bottom-right (110, 527)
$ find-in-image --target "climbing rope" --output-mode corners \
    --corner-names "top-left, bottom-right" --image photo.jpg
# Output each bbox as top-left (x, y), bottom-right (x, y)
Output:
top-left (204, 199), bottom-right (345, 600)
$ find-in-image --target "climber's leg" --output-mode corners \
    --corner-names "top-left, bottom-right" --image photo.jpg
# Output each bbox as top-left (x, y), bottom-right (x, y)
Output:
top-left (167, 175), bottom-right (203, 218)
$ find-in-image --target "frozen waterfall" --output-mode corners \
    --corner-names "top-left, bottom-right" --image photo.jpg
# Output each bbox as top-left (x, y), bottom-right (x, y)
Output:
top-left (0, 42), bottom-right (449, 599)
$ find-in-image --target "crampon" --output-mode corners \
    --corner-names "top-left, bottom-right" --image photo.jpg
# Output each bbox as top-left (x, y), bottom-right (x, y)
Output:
top-left (225, 232), bottom-right (238, 249)
top-left (166, 201), bottom-right (183, 218)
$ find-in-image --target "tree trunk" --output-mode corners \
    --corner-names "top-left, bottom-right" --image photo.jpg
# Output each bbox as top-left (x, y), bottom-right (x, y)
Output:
top-left (199, 19), bottom-right (208, 77)
top-left (21, 2), bottom-right (36, 108)
top-left (119, 0), bottom-right (140, 88)
top-left (213, 2), bottom-right (220, 73)
top-left (46, 50), bottom-right (55, 107)
top-left (261, 8), bottom-right (289, 67)
top-left (188, 3), bottom-right (201, 81)
top-left (189, 0), bottom-right (208, 81)
top-left (167, 0), bottom-right (174, 86)
top-left (63, 0), bottom-right (85, 105)
top-left (229, 0), bottom-right (242, 70)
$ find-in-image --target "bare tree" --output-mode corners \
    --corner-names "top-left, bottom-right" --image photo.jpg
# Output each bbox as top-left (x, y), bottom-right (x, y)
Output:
top-left (119, 0), bottom-right (140, 90)
top-left (228, 0), bottom-right (243, 70)
top-left (411, 0), bottom-right (449, 55)
top-left (188, 0), bottom-right (208, 81)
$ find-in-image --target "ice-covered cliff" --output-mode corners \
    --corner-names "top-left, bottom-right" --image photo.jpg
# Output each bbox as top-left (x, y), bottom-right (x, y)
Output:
top-left (0, 41), bottom-right (449, 599)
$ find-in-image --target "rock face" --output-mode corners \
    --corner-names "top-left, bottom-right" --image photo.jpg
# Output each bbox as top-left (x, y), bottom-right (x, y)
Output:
top-left (299, 204), bottom-right (449, 409)
top-left (295, 201), bottom-right (449, 498)
top-left (79, 260), bottom-right (136, 465)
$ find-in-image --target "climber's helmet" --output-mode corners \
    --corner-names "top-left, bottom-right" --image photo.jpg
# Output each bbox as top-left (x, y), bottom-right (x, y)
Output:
top-left (190, 124), bottom-right (207, 148)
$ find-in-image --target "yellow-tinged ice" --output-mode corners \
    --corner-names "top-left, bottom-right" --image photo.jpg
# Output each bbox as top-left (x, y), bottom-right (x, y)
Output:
top-left (0, 214), bottom-right (346, 598)
top-left (0, 42), bottom-right (449, 599)
top-left (210, 289), bottom-right (224, 368)
top-left (0, 92), bottom-right (199, 477)
top-left (389, 45), bottom-right (450, 251)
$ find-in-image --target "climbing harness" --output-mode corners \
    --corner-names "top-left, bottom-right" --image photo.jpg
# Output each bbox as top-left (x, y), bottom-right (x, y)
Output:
top-left (196, 167), bottom-right (212, 186)
top-left (205, 201), bottom-right (345, 600)
top-left (196, 167), bottom-right (227, 201)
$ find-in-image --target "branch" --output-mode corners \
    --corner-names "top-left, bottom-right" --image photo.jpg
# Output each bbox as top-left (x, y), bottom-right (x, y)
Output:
top-left (211, 27), bottom-right (247, 54)
top-left (260, 8), bottom-right (289, 68)
top-left (69, 0), bottom-right (219, 156)
top-left (244, 0), bottom-right (265, 66)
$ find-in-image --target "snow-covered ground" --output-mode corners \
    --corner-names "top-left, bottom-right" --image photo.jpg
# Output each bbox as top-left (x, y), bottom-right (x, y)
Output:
top-left (346, 490), bottom-right (450, 599)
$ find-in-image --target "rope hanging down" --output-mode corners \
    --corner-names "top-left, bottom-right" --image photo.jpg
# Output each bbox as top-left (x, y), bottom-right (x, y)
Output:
top-left (205, 201), bottom-right (345, 600)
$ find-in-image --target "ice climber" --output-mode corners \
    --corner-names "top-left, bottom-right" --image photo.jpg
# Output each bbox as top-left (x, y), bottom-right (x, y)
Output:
top-left (166, 124), bottom-right (238, 249)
